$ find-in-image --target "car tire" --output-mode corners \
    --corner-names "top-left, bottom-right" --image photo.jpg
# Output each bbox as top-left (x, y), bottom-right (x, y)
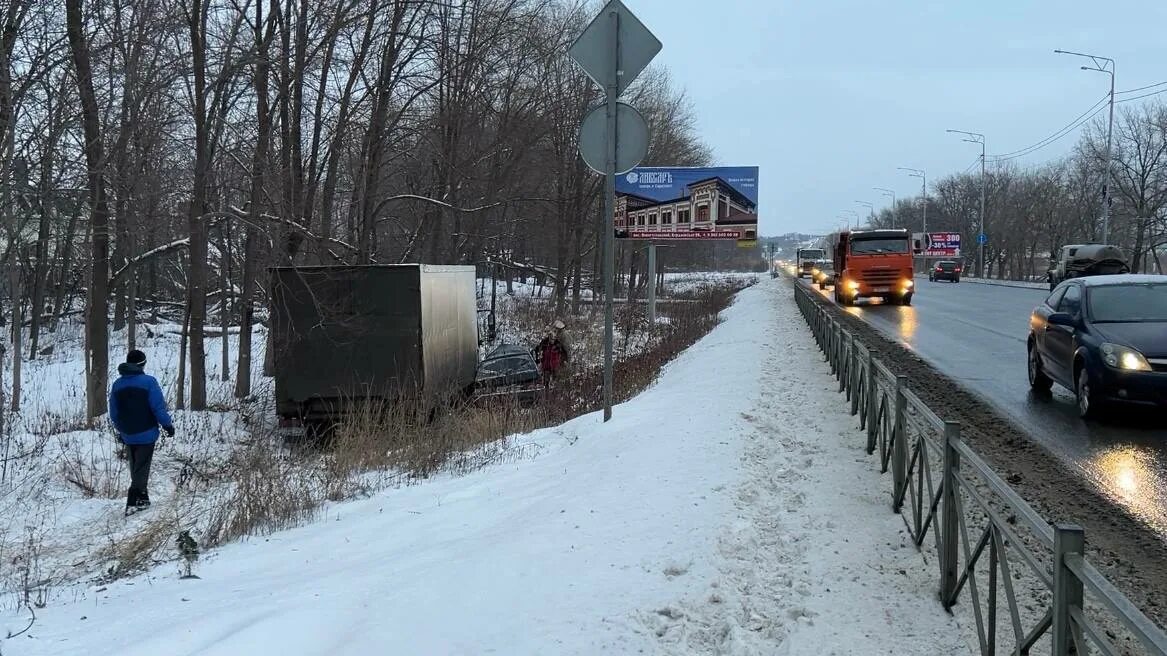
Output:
top-left (1027, 342), bottom-right (1053, 393)
top-left (954, 276), bottom-right (960, 283)
top-left (1076, 367), bottom-right (1103, 420)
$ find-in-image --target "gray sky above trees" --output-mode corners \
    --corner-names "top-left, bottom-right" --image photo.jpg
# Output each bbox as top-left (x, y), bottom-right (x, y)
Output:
top-left (634, 0), bottom-right (1167, 237)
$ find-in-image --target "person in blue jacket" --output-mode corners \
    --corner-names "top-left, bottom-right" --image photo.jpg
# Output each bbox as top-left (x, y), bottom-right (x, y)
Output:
top-left (108, 350), bottom-right (174, 515)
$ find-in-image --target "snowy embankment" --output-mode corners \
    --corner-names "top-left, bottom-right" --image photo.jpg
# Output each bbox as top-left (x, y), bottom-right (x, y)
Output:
top-left (2, 280), bottom-right (972, 655)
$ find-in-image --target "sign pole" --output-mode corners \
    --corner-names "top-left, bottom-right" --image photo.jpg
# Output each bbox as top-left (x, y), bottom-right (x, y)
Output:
top-left (646, 242), bottom-right (657, 325)
top-left (602, 8), bottom-right (619, 422)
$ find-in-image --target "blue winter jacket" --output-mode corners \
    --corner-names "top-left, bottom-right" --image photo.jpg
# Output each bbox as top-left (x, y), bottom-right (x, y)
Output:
top-left (109, 363), bottom-right (174, 445)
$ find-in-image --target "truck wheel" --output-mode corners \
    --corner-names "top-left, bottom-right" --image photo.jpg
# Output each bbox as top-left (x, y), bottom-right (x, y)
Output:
top-left (899, 293), bottom-right (913, 307)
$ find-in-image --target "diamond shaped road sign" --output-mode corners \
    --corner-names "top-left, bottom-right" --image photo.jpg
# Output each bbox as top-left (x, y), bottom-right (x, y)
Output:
top-left (568, 0), bottom-right (661, 97)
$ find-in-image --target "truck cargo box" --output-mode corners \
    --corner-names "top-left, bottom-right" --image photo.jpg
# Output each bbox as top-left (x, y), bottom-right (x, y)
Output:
top-left (269, 264), bottom-right (478, 421)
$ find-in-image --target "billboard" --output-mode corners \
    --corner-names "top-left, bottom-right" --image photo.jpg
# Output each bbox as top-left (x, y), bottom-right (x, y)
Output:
top-left (614, 166), bottom-right (759, 240)
top-left (912, 232), bottom-right (961, 257)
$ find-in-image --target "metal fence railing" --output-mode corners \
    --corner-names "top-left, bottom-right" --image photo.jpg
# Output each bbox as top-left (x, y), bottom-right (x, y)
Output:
top-left (793, 281), bottom-right (1167, 656)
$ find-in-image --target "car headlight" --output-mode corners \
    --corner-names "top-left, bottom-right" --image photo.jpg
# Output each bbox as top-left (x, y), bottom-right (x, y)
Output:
top-left (1100, 343), bottom-right (1152, 371)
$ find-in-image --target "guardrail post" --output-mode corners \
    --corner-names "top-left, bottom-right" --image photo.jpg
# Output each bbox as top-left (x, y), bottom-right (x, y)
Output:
top-left (849, 341), bottom-right (860, 415)
top-left (865, 350), bottom-right (879, 453)
top-left (892, 375), bottom-right (909, 513)
top-left (831, 322), bottom-right (841, 372)
top-left (939, 421), bottom-right (961, 608)
top-left (838, 331), bottom-right (848, 393)
top-left (1052, 524), bottom-right (1085, 656)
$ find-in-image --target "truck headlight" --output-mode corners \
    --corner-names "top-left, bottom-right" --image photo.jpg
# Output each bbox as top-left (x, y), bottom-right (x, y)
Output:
top-left (902, 280), bottom-right (914, 289)
top-left (812, 268), bottom-right (820, 276)
top-left (1100, 343), bottom-right (1152, 371)
top-left (847, 280), bottom-right (860, 291)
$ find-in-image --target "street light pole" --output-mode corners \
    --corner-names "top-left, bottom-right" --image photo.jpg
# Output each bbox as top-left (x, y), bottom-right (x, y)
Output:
top-left (1055, 49), bottom-right (1115, 243)
top-left (947, 129), bottom-right (987, 277)
top-left (898, 167), bottom-right (926, 270)
top-left (855, 201), bottom-right (874, 227)
top-left (874, 187), bottom-right (895, 228)
top-left (841, 210), bottom-right (859, 229)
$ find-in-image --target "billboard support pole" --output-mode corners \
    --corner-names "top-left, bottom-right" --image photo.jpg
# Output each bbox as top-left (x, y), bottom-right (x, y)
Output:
top-left (601, 8), bottom-right (619, 422)
top-left (646, 242), bottom-right (657, 325)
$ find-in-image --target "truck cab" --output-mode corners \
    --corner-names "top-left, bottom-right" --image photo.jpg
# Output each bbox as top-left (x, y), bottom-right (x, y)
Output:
top-left (1047, 244), bottom-right (1129, 291)
top-left (796, 248), bottom-right (826, 278)
top-left (831, 229), bottom-right (914, 306)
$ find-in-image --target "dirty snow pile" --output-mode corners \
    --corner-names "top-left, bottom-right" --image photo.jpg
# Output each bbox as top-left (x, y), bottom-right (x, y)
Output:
top-left (1, 280), bottom-right (973, 655)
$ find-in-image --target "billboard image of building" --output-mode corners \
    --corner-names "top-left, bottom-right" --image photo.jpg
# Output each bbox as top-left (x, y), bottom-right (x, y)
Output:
top-left (614, 166), bottom-right (759, 241)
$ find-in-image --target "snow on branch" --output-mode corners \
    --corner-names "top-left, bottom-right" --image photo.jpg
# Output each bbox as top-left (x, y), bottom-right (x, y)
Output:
top-left (109, 238), bottom-right (191, 289)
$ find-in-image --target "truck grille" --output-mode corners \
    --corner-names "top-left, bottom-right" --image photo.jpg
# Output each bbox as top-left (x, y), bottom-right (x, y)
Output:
top-left (860, 269), bottom-right (901, 285)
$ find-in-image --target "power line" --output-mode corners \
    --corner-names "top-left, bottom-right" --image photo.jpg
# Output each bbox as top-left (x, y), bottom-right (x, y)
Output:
top-left (989, 95), bottom-right (1108, 162)
top-left (1116, 80), bottom-right (1167, 95)
top-left (1117, 88), bottom-right (1167, 104)
top-left (963, 155), bottom-right (981, 174)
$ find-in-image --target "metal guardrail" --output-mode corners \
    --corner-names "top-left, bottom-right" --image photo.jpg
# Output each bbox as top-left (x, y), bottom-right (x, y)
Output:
top-left (793, 281), bottom-right (1167, 656)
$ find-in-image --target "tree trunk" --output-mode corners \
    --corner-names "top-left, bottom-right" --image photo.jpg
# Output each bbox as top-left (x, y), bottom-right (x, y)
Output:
top-left (9, 245), bottom-right (22, 411)
top-left (185, 0), bottom-right (214, 410)
top-left (127, 272), bottom-right (137, 350)
top-left (237, 0), bottom-right (276, 399)
top-left (220, 224), bottom-right (230, 382)
top-left (66, 0), bottom-right (111, 420)
top-left (176, 299), bottom-right (191, 411)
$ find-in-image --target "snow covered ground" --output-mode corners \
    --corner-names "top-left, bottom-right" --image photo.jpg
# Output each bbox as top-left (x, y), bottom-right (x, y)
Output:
top-left (1, 279), bottom-right (975, 655)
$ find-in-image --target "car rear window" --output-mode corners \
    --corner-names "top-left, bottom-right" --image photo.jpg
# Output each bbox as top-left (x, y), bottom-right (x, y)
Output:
top-left (480, 356), bottom-right (534, 375)
top-left (1088, 283), bottom-right (1167, 322)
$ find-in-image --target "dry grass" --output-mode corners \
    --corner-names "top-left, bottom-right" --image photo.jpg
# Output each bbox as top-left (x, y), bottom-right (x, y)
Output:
top-left (202, 441), bottom-right (321, 549)
top-left (42, 277), bottom-right (754, 591)
top-left (97, 514), bottom-right (173, 582)
top-left (57, 435), bottom-right (124, 499)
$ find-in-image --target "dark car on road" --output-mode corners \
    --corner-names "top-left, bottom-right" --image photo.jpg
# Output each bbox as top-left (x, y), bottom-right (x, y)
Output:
top-left (928, 261), bottom-right (962, 283)
top-left (1027, 275), bottom-right (1167, 419)
top-left (474, 344), bottom-right (542, 404)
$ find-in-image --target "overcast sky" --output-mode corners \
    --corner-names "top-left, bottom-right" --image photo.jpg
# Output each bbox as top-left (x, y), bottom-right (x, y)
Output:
top-left (630, 0), bottom-right (1167, 237)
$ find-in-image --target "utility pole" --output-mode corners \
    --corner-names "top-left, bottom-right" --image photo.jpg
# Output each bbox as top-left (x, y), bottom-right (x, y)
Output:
top-left (1055, 49), bottom-right (1115, 243)
top-left (874, 187), bottom-right (895, 228)
top-left (947, 130), bottom-right (986, 277)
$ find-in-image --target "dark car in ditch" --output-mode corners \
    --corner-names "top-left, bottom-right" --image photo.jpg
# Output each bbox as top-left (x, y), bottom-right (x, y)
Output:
top-left (474, 344), bottom-right (542, 404)
top-left (1027, 275), bottom-right (1167, 419)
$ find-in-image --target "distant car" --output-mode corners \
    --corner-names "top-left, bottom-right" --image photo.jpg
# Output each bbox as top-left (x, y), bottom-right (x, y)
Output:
top-left (929, 261), bottom-right (962, 282)
top-left (1027, 275), bottom-right (1167, 419)
top-left (812, 261), bottom-right (835, 289)
top-left (474, 344), bottom-right (542, 404)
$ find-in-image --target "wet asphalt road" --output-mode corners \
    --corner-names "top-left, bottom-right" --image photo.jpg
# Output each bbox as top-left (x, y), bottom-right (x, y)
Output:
top-left (805, 277), bottom-right (1167, 538)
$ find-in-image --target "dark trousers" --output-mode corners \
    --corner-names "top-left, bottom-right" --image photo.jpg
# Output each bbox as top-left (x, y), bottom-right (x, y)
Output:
top-left (126, 442), bottom-right (156, 507)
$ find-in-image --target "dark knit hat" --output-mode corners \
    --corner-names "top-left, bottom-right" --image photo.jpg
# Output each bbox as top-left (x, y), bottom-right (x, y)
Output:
top-left (126, 350), bottom-right (147, 366)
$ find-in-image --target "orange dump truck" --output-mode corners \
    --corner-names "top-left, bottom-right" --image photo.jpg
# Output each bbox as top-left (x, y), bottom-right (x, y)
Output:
top-left (829, 229), bottom-right (915, 306)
